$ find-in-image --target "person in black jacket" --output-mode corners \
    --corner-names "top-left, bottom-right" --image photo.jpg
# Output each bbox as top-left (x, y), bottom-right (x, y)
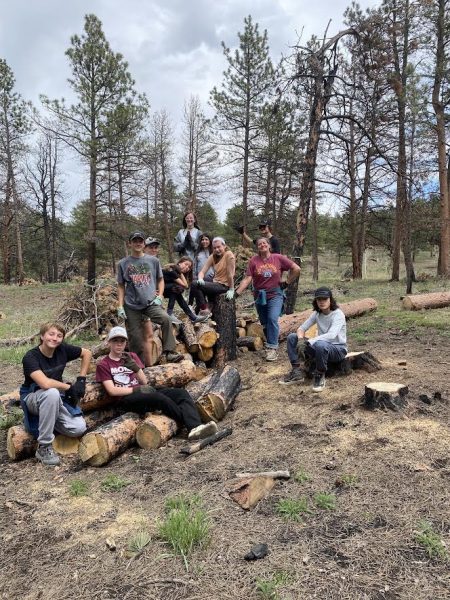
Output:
top-left (240, 219), bottom-right (281, 254)
top-left (163, 257), bottom-right (209, 325)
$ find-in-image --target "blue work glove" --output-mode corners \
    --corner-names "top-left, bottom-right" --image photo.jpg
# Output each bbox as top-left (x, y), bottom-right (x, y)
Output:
top-left (225, 289), bottom-right (235, 301)
top-left (197, 278), bottom-right (205, 286)
top-left (117, 306), bottom-right (127, 320)
top-left (150, 295), bottom-right (163, 306)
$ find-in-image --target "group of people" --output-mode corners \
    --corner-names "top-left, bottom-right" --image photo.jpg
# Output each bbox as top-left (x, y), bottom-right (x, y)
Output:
top-left (19, 211), bottom-right (348, 467)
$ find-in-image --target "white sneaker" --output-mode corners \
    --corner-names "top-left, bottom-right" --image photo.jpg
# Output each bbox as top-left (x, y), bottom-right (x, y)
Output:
top-left (265, 348), bottom-right (278, 362)
top-left (188, 421), bottom-right (218, 441)
top-left (168, 314), bottom-right (182, 325)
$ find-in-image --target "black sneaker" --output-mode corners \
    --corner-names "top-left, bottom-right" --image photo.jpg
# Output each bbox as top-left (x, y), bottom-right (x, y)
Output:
top-left (279, 367), bottom-right (305, 385)
top-left (36, 444), bottom-right (60, 466)
top-left (312, 373), bottom-right (326, 392)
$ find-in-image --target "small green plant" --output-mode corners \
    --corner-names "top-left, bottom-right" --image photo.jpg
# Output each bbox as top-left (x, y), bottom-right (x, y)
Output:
top-left (0, 407), bottom-right (23, 430)
top-left (128, 529), bottom-right (152, 555)
top-left (69, 479), bottom-right (90, 497)
top-left (158, 494), bottom-right (210, 569)
top-left (256, 571), bottom-right (292, 600)
top-left (415, 520), bottom-right (448, 560)
top-left (339, 474), bottom-right (359, 487)
top-left (294, 468), bottom-right (311, 484)
top-left (100, 474), bottom-right (130, 492)
top-left (314, 492), bottom-right (336, 510)
top-left (275, 497), bottom-right (310, 522)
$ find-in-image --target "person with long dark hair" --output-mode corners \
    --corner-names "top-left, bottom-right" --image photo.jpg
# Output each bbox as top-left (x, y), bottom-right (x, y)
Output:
top-left (173, 211), bottom-right (202, 261)
top-left (280, 287), bottom-right (347, 392)
top-left (163, 257), bottom-right (209, 324)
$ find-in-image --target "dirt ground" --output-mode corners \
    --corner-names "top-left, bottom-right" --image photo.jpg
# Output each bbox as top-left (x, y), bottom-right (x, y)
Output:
top-left (1, 327), bottom-right (449, 600)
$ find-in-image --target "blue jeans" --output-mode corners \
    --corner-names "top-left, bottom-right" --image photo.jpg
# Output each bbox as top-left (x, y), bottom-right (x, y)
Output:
top-left (255, 293), bottom-right (284, 349)
top-left (287, 333), bottom-right (347, 373)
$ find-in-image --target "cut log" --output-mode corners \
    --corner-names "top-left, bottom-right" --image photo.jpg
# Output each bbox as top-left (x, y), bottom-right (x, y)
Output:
top-left (6, 426), bottom-right (36, 460)
top-left (80, 383), bottom-right (111, 411)
top-left (237, 327), bottom-right (247, 338)
top-left (180, 320), bottom-right (199, 353)
top-left (53, 435), bottom-right (80, 456)
top-left (91, 339), bottom-right (109, 359)
top-left (196, 365), bottom-right (241, 422)
top-left (364, 382), bottom-right (409, 411)
top-left (0, 389), bottom-right (20, 412)
top-left (143, 359), bottom-right (207, 388)
top-left (246, 322), bottom-right (265, 339)
top-left (236, 336), bottom-right (264, 351)
top-left (236, 318), bottom-right (247, 329)
top-left (227, 476), bottom-right (276, 510)
top-left (197, 346), bottom-right (214, 362)
top-left (304, 350), bottom-right (382, 377)
top-left (195, 322), bottom-right (219, 348)
top-left (78, 412), bottom-right (141, 466)
top-left (278, 298), bottom-right (378, 341)
top-left (179, 426), bottom-right (232, 455)
top-left (185, 372), bottom-right (220, 402)
top-left (402, 291), bottom-right (450, 311)
top-left (148, 335), bottom-right (163, 366)
top-left (212, 295), bottom-right (237, 368)
top-left (175, 341), bottom-right (188, 354)
top-left (136, 413), bottom-right (178, 449)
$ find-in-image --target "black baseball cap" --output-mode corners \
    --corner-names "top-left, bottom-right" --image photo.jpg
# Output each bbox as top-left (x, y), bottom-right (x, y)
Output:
top-left (314, 287), bottom-right (332, 299)
top-left (129, 231), bottom-right (146, 242)
top-left (258, 219), bottom-right (271, 228)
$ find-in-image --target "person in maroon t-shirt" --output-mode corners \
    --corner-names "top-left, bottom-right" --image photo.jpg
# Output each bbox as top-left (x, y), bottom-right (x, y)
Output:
top-left (96, 326), bottom-right (218, 441)
top-left (235, 238), bottom-right (300, 362)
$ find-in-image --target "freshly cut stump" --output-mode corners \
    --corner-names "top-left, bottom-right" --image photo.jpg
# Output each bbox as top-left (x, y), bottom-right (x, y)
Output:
top-left (197, 365), bottom-right (241, 422)
top-left (236, 336), bottom-right (264, 351)
top-left (136, 413), bottom-right (178, 449)
top-left (78, 412), bottom-right (141, 466)
top-left (364, 382), bottom-right (408, 411)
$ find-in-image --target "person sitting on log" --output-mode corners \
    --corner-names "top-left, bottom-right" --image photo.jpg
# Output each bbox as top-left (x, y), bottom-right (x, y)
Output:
top-left (162, 257), bottom-right (209, 325)
top-left (238, 218), bottom-right (281, 254)
top-left (235, 238), bottom-right (300, 362)
top-left (280, 287), bottom-right (347, 391)
top-left (117, 231), bottom-right (183, 365)
top-left (144, 237), bottom-right (161, 257)
top-left (191, 236), bottom-right (236, 317)
top-left (19, 322), bottom-right (92, 466)
top-left (173, 211), bottom-right (203, 261)
top-left (96, 326), bottom-right (218, 441)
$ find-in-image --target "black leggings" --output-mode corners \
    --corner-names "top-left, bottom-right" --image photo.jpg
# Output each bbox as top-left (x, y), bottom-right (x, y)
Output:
top-left (119, 387), bottom-right (201, 432)
top-left (190, 281), bottom-right (228, 308)
top-left (164, 283), bottom-right (193, 318)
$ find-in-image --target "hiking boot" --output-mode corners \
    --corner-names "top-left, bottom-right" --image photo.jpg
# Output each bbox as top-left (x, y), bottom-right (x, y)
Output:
top-left (168, 314), bottom-right (182, 325)
top-left (191, 313), bottom-right (210, 323)
top-left (265, 348), bottom-right (278, 362)
top-left (188, 421), bottom-right (218, 441)
top-left (279, 367), bottom-right (305, 385)
top-left (36, 444), bottom-right (60, 467)
top-left (312, 372), bottom-right (326, 392)
top-left (198, 308), bottom-right (211, 318)
top-left (165, 351), bottom-right (184, 363)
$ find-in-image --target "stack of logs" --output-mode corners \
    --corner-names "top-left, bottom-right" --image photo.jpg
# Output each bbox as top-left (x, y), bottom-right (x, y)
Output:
top-left (236, 314), bottom-right (265, 352)
top-left (4, 361), bottom-right (241, 467)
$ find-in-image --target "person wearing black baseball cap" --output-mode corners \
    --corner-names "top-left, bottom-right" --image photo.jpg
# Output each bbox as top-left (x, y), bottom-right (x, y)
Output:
top-left (280, 286), bottom-right (347, 392)
top-left (240, 218), bottom-right (281, 254)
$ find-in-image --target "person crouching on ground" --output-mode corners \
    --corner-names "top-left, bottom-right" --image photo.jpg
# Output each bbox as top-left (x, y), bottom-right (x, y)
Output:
top-left (280, 287), bottom-right (347, 392)
top-left (20, 322), bottom-right (92, 466)
top-left (96, 327), bottom-right (218, 441)
top-left (163, 257), bottom-right (209, 325)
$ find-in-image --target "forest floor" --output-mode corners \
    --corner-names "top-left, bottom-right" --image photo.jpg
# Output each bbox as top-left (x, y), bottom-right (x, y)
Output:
top-left (0, 274), bottom-right (449, 600)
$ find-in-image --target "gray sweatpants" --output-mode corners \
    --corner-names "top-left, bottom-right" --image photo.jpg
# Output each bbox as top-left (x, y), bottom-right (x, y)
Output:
top-left (24, 388), bottom-right (87, 446)
top-left (125, 303), bottom-right (176, 354)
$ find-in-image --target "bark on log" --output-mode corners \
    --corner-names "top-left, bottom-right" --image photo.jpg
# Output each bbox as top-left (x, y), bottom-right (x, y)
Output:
top-left (364, 382), bottom-right (409, 411)
top-left (278, 298), bottom-right (378, 341)
top-left (212, 295), bottom-right (237, 368)
top-left (195, 322), bottom-right (219, 348)
top-left (80, 383), bottom-right (111, 411)
top-left (0, 389), bottom-right (20, 412)
top-left (180, 320), bottom-right (199, 353)
top-left (197, 346), bottom-right (214, 362)
top-left (179, 427), bottom-right (233, 455)
top-left (141, 359), bottom-right (207, 388)
top-left (78, 412), bottom-right (141, 466)
top-left (136, 413), bottom-right (178, 449)
top-left (185, 372), bottom-right (220, 402)
top-left (196, 365), bottom-right (241, 422)
top-left (227, 476), bottom-right (276, 510)
top-left (246, 322), bottom-right (265, 338)
top-left (6, 425), bottom-right (36, 460)
top-left (402, 291), bottom-right (450, 311)
top-left (148, 335), bottom-right (163, 366)
top-left (91, 339), bottom-right (109, 359)
top-left (236, 336), bottom-right (264, 351)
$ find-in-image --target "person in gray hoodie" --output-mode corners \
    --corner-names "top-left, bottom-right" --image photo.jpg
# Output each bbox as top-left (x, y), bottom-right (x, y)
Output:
top-left (173, 211), bottom-right (203, 261)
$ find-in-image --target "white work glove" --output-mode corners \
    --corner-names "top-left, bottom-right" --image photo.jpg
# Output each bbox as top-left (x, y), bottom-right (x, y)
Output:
top-left (117, 307), bottom-right (127, 320)
top-left (150, 295), bottom-right (163, 306)
top-left (225, 289), bottom-right (235, 301)
top-left (197, 278), bottom-right (205, 286)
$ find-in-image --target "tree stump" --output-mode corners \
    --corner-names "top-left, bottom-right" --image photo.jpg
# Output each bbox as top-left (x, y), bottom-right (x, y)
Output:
top-left (196, 365), bottom-right (241, 422)
top-left (136, 413), bottom-right (178, 449)
top-left (364, 382), bottom-right (408, 411)
top-left (212, 295), bottom-right (237, 368)
top-left (304, 350), bottom-right (382, 378)
top-left (236, 336), bottom-right (264, 351)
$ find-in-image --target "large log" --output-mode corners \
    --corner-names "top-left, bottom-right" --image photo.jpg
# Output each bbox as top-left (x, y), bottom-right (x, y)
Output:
top-left (364, 382), bottom-right (409, 411)
top-left (212, 295), bottom-right (237, 368)
top-left (78, 412), bottom-right (141, 466)
top-left (143, 359), bottom-right (207, 387)
top-left (236, 336), bottom-right (264, 351)
top-left (80, 383), bottom-right (111, 411)
top-left (402, 291), bottom-right (450, 311)
top-left (136, 413), bottom-right (178, 449)
top-left (195, 322), bottom-right (219, 348)
top-left (6, 426), bottom-right (36, 461)
top-left (278, 298), bottom-right (378, 341)
top-left (185, 372), bottom-right (220, 402)
top-left (180, 320), bottom-right (199, 353)
top-left (196, 365), bottom-right (241, 422)
top-left (246, 322), bottom-right (265, 339)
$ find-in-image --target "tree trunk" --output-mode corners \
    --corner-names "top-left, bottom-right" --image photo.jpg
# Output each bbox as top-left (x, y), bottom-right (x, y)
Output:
top-left (211, 295), bottom-right (237, 368)
top-left (311, 181), bottom-right (319, 281)
top-left (136, 413), bottom-right (178, 449)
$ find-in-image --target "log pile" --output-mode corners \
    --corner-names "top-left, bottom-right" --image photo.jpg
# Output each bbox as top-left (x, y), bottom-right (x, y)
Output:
top-left (235, 313), bottom-right (265, 353)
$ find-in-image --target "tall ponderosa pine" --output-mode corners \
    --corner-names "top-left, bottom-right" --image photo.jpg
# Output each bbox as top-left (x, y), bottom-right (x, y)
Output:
top-left (210, 15), bottom-right (275, 224)
top-left (42, 14), bottom-right (137, 283)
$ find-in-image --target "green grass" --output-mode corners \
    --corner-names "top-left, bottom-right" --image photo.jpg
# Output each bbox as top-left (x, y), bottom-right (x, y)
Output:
top-left (158, 494), bottom-right (210, 569)
top-left (314, 492), bottom-right (336, 510)
top-left (275, 497), bottom-right (311, 522)
top-left (128, 529), bottom-right (152, 556)
top-left (294, 468), bottom-right (311, 484)
top-left (256, 571), bottom-right (292, 600)
top-left (68, 479), bottom-right (90, 497)
top-left (338, 474), bottom-right (359, 487)
top-left (100, 474), bottom-right (130, 492)
top-left (0, 406), bottom-right (23, 429)
top-left (415, 520), bottom-right (449, 560)
top-left (0, 344), bottom-right (35, 366)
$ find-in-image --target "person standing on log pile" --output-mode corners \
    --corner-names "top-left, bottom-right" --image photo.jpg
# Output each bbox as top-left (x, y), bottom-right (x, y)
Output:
top-left (162, 257), bottom-right (210, 325)
top-left (235, 238), bottom-right (300, 362)
top-left (96, 326), bottom-right (218, 441)
top-left (238, 219), bottom-right (281, 254)
top-left (190, 233), bottom-right (214, 310)
top-left (191, 237), bottom-right (236, 317)
top-left (20, 322), bottom-right (92, 466)
top-left (280, 287), bottom-right (347, 392)
top-left (173, 211), bottom-right (203, 261)
top-left (117, 231), bottom-right (183, 365)
top-left (144, 237), bottom-right (161, 257)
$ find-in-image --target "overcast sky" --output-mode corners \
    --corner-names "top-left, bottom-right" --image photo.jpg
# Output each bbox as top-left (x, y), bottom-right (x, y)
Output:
top-left (1, 0), bottom-right (376, 218)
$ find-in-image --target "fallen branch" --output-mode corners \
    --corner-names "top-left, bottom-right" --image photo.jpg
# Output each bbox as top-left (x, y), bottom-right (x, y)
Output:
top-left (179, 426), bottom-right (232, 455)
top-left (236, 470), bottom-right (290, 480)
